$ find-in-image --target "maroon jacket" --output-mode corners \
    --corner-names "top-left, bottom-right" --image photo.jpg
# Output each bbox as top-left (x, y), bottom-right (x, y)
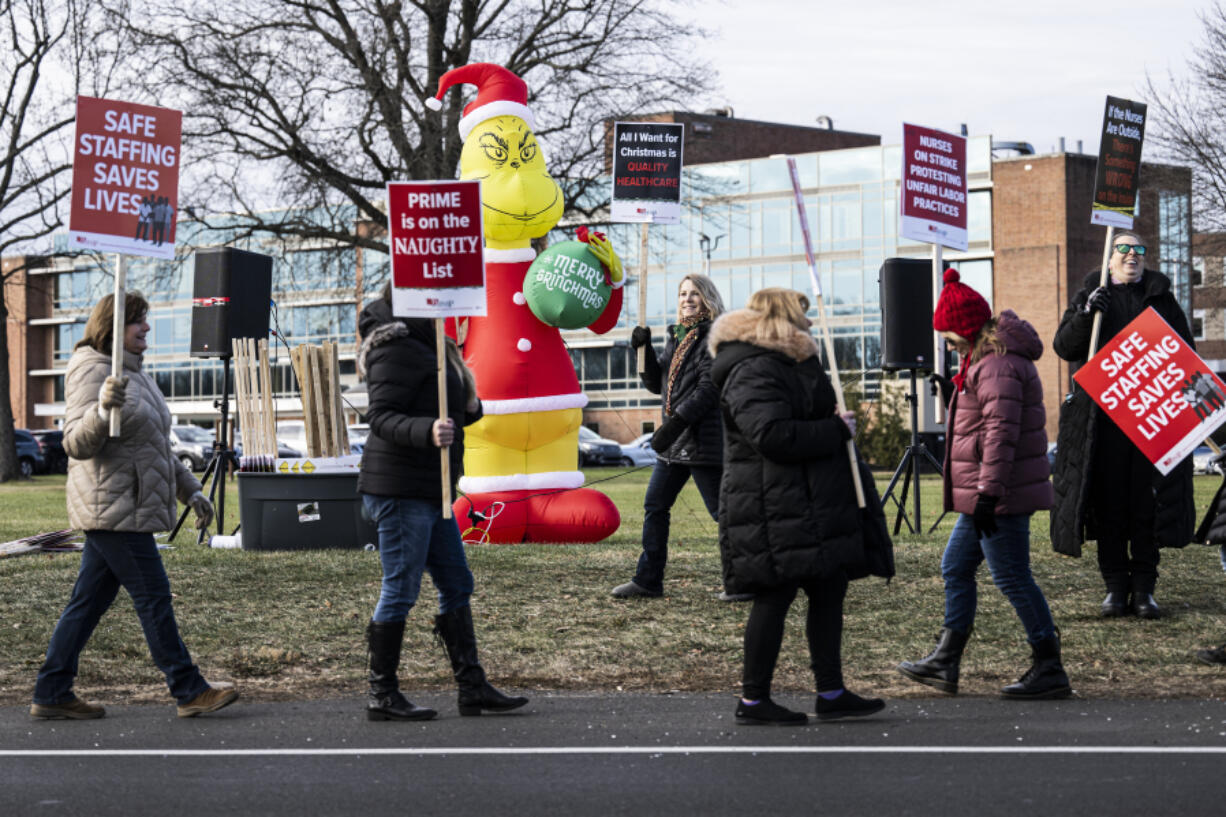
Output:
top-left (943, 310), bottom-right (1053, 516)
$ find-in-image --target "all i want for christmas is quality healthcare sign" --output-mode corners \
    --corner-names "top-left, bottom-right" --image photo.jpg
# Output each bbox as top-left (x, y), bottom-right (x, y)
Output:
top-left (387, 180), bottom-right (486, 318)
top-left (1074, 307), bottom-right (1226, 475)
top-left (68, 96), bottom-right (182, 260)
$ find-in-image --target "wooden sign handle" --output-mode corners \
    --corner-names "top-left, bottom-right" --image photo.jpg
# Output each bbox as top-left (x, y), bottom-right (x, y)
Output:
top-left (108, 254), bottom-right (128, 437)
top-left (436, 319), bottom-right (452, 519)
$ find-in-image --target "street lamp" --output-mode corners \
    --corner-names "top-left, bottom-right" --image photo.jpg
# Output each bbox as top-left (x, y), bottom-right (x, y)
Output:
top-left (699, 232), bottom-right (723, 277)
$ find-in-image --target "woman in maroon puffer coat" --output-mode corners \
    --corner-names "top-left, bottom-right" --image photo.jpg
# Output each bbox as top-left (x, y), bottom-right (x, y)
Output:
top-left (898, 270), bottom-right (1070, 700)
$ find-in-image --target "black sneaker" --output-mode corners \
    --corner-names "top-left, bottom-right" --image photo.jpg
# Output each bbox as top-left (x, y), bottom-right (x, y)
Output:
top-left (735, 696), bottom-right (808, 726)
top-left (816, 689), bottom-right (885, 721)
top-left (1196, 645), bottom-right (1226, 666)
top-left (611, 581), bottom-right (662, 599)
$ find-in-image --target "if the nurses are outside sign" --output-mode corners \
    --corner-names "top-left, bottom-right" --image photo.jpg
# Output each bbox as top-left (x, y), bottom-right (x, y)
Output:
top-left (68, 96), bottom-right (182, 260)
top-left (610, 122), bottom-right (684, 225)
top-left (1090, 95), bottom-right (1147, 229)
top-left (1073, 307), bottom-right (1226, 476)
top-left (900, 123), bottom-right (968, 252)
top-left (387, 180), bottom-right (486, 318)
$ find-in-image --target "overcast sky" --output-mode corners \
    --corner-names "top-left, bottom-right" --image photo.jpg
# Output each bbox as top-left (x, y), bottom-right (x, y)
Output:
top-left (679, 0), bottom-right (1208, 157)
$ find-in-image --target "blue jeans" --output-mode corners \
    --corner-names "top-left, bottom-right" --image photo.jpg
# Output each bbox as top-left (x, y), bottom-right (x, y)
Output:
top-left (362, 494), bottom-right (474, 623)
top-left (634, 460), bottom-right (721, 593)
top-left (941, 513), bottom-right (1057, 645)
top-left (34, 531), bottom-right (209, 705)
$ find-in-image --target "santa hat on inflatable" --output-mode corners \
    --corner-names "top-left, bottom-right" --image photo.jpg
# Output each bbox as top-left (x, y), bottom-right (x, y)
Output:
top-left (424, 63), bottom-right (536, 141)
top-left (932, 268), bottom-right (992, 341)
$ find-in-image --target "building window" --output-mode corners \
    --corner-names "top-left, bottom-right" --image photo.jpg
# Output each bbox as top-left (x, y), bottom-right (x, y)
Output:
top-left (1191, 256), bottom-right (1203, 287)
top-left (1193, 310), bottom-right (1205, 341)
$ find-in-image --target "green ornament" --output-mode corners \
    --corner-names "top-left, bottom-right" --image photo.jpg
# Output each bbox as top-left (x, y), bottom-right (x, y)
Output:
top-left (523, 241), bottom-right (612, 329)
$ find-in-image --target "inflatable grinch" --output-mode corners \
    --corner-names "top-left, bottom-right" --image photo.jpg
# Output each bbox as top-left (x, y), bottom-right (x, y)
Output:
top-left (424, 63), bottom-right (622, 543)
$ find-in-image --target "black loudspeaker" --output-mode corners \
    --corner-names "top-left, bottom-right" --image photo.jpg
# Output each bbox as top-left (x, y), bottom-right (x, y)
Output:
top-left (879, 258), bottom-right (935, 371)
top-left (190, 247), bottom-right (273, 358)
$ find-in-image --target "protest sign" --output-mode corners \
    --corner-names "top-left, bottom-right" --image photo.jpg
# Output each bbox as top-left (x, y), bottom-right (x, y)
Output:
top-left (610, 121), bottom-right (684, 225)
top-left (1073, 307), bottom-right (1226, 475)
top-left (900, 123), bottom-right (968, 252)
top-left (386, 180), bottom-right (486, 318)
top-left (68, 96), bottom-right (182, 261)
top-left (1091, 96), bottom-right (1147, 229)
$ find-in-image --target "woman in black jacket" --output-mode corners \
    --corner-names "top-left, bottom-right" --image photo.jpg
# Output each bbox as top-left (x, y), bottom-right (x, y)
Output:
top-left (612, 274), bottom-right (727, 599)
top-left (709, 288), bottom-right (891, 725)
top-left (357, 287), bottom-right (527, 721)
top-left (1051, 233), bottom-right (1195, 619)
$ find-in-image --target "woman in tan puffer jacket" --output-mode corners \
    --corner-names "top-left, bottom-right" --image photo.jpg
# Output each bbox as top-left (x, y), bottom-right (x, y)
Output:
top-left (31, 292), bottom-right (238, 721)
top-left (898, 270), bottom-right (1070, 701)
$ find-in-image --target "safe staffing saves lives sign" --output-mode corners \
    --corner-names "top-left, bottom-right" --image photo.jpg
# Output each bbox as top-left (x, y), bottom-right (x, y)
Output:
top-left (1073, 307), bottom-right (1226, 475)
top-left (387, 180), bottom-right (486, 318)
top-left (68, 96), bottom-right (182, 261)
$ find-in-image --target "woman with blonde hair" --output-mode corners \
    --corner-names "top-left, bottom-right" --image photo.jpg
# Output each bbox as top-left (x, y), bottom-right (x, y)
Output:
top-left (32, 292), bottom-right (237, 720)
top-left (613, 274), bottom-right (731, 599)
top-left (898, 269), bottom-right (1069, 699)
top-left (709, 287), bottom-right (892, 724)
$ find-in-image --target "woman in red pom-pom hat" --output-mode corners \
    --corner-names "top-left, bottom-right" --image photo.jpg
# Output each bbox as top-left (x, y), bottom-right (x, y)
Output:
top-left (898, 269), bottom-right (1071, 699)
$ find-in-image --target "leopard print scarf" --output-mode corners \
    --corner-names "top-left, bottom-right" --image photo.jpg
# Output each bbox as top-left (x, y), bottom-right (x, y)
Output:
top-left (664, 310), bottom-right (710, 416)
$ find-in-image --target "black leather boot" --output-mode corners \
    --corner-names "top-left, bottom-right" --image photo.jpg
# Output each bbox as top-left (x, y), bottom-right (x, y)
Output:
top-left (1100, 592), bottom-right (1129, 617)
top-left (1001, 634), bottom-right (1072, 700)
top-left (366, 620), bottom-right (436, 721)
top-left (434, 606), bottom-right (528, 716)
top-left (897, 627), bottom-right (970, 694)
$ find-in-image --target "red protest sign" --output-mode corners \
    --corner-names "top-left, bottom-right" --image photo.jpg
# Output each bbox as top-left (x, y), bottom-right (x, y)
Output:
top-left (386, 180), bottom-right (486, 318)
top-left (1073, 307), bottom-right (1226, 475)
top-left (68, 96), bottom-right (182, 260)
top-left (900, 123), bottom-right (968, 252)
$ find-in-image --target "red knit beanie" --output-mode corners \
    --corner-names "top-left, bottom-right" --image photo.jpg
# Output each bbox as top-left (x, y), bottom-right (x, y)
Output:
top-left (932, 268), bottom-right (991, 341)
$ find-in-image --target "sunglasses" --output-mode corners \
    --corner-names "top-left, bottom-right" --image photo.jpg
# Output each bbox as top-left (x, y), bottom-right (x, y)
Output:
top-left (1114, 243), bottom-right (1147, 256)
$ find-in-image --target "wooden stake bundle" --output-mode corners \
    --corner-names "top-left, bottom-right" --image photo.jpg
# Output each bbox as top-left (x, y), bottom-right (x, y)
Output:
top-left (284, 341), bottom-right (348, 459)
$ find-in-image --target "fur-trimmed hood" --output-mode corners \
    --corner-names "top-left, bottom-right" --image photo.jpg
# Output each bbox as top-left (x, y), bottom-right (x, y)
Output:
top-left (356, 297), bottom-right (434, 377)
top-left (707, 308), bottom-right (819, 362)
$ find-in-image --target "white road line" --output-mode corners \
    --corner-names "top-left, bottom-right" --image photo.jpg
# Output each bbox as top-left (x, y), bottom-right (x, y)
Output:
top-left (2, 746), bottom-right (1225, 757)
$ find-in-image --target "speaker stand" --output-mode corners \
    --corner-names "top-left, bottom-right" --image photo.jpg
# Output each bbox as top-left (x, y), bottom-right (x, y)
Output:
top-left (169, 356), bottom-right (238, 544)
top-left (880, 369), bottom-right (948, 535)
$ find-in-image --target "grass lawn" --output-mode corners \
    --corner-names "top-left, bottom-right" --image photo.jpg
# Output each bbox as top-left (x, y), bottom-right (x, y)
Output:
top-left (2, 468), bottom-right (1225, 706)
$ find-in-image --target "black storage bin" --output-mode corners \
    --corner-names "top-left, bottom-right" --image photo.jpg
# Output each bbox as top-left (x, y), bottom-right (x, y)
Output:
top-left (238, 472), bottom-right (377, 551)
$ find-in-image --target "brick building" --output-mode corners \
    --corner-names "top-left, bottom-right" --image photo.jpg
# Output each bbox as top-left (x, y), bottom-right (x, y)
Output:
top-left (3, 256), bottom-right (54, 430)
top-left (1192, 232), bottom-right (1226, 372)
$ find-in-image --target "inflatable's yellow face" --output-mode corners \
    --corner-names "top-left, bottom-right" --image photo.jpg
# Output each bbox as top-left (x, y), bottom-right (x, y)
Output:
top-left (460, 115), bottom-right (563, 247)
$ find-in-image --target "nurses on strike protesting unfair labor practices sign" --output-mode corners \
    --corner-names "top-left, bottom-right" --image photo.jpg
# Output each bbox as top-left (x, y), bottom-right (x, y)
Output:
top-left (1074, 307), bottom-right (1226, 476)
top-left (69, 96), bottom-right (182, 261)
top-left (386, 179), bottom-right (486, 516)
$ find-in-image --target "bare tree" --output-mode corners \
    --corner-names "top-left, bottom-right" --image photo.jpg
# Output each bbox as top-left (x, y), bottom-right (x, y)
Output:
top-left (1146, 1), bottom-right (1226, 231)
top-left (106, 0), bottom-right (716, 253)
top-left (0, 0), bottom-right (126, 481)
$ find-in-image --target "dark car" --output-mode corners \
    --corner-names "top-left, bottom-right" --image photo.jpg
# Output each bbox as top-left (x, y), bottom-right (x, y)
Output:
top-left (578, 426), bottom-right (622, 467)
top-left (170, 424), bottom-right (215, 471)
top-left (30, 429), bottom-right (67, 474)
top-left (233, 432), bottom-right (302, 460)
top-left (13, 428), bottom-right (45, 478)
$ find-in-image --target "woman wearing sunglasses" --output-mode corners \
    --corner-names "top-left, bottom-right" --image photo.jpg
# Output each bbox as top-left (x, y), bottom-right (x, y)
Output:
top-left (1051, 232), bottom-right (1196, 620)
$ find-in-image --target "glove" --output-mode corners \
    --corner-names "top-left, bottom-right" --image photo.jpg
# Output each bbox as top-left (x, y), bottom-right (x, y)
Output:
top-left (187, 491), bottom-right (215, 530)
top-left (650, 416), bottom-right (688, 454)
top-left (928, 372), bottom-right (954, 405)
top-left (1082, 286), bottom-right (1110, 315)
top-left (838, 410), bottom-right (857, 438)
top-left (972, 494), bottom-right (999, 538)
top-left (582, 230), bottom-right (624, 286)
top-left (630, 326), bottom-right (652, 350)
top-left (98, 376), bottom-right (128, 410)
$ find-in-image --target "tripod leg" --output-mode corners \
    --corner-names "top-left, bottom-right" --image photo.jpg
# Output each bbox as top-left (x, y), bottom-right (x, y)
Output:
top-left (170, 455), bottom-right (216, 542)
top-left (196, 451), bottom-right (225, 546)
top-left (881, 450), bottom-right (911, 509)
top-left (891, 449), bottom-right (916, 536)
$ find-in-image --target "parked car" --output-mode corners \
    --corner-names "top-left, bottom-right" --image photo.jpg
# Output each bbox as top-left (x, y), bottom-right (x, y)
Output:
top-left (619, 432), bottom-right (658, 468)
top-left (233, 431), bottom-right (302, 460)
top-left (30, 429), bottom-right (67, 474)
top-left (578, 426), bottom-right (623, 467)
top-left (1192, 445), bottom-right (1222, 475)
top-left (13, 428), bottom-right (45, 478)
top-left (347, 423), bottom-right (370, 454)
top-left (1046, 442), bottom-right (1058, 469)
top-left (276, 420), bottom-right (359, 456)
top-left (170, 424), bottom-right (215, 471)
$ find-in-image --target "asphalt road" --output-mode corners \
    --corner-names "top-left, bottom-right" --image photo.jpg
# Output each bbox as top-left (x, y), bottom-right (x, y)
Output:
top-left (3, 693), bottom-right (1225, 816)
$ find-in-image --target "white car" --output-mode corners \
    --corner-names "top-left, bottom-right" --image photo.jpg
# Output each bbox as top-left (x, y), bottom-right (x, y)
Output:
top-left (1192, 445), bottom-right (1222, 475)
top-left (619, 432), bottom-right (658, 468)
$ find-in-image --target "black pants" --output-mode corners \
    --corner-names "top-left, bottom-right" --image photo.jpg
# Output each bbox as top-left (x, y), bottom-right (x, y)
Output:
top-left (1091, 418), bottom-right (1158, 594)
top-left (632, 460), bottom-right (720, 593)
top-left (742, 574), bottom-right (848, 700)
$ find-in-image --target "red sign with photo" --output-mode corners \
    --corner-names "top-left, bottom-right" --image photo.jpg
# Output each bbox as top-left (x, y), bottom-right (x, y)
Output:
top-left (387, 180), bottom-right (486, 318)
top-left (1073, 307), bottom-right (1226, 475)
top-left (68, 96), bottom-right (182, 260)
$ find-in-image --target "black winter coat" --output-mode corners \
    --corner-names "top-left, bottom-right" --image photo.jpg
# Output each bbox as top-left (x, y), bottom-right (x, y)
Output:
top-left (641, 321), bottom-right (722, 466)
top-left (356, 298), bottom-right (482, 501)
top-left (708, 310), bottom-right (893, 593)
top-left (1050, 268), bottom-right (1196, 556)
